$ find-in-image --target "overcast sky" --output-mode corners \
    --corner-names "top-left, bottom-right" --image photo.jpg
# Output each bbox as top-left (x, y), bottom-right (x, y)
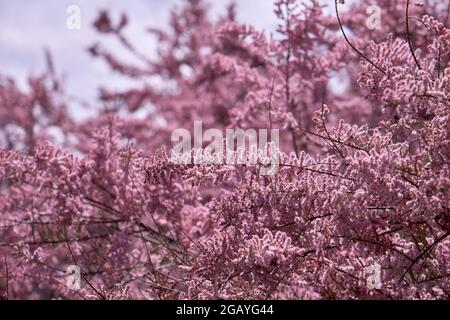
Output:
top-left (0, 0), bottom-right (281, 112)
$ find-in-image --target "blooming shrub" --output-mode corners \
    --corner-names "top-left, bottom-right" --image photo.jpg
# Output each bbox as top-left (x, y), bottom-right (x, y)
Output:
top-left (0, 0), bottom-right (449, 299)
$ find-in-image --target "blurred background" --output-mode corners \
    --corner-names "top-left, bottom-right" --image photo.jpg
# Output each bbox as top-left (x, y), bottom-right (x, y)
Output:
top-left (0, 1), bottom-right (279, 114)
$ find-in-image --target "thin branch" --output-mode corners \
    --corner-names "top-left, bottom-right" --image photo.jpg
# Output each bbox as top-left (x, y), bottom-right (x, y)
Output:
top-left (66, 241), bottom-right (106, 300)
top-left (339, 236), bottom-right (413, 261)
top-left (4, 255), bottom-right (8, 300)
top-left (406, 0), bottom-right (422, 69)
top-left (267, 67), bottom-right (279, 131)
top-left (446, 0), bottom-right (450, 28)
top-left (298, 126), bottom-right (370, 154)
top-left (320, 104), bottom-right (345, 159)
top-left (400, 231), bottom-right (450, 283)
top-left (401, 175), bottom-right (419, 188)
top-left (279, 163), bottom-right (356, 181)
top-left (335, 1), bottom-right (387, 75)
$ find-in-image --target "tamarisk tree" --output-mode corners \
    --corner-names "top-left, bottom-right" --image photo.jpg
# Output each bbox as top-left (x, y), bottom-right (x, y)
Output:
top-left (0, 0), bottom-right (449, 299)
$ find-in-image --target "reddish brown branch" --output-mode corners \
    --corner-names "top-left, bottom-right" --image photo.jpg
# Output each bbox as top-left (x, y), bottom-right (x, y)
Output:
top-left (400, 231), bottom-right (450, 283)
top-left (406, 0), bottom-right (422, 69)
top-left (334, 1), bottom-right (387, 75)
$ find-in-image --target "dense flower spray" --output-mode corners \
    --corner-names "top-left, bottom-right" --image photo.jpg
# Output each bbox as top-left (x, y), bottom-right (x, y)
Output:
top-left (0, 0), bottom-right (449, 299)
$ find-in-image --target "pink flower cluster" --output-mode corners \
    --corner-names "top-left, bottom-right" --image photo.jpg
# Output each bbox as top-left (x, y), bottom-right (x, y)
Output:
top-left (0, 0), bottom-right (448, 299)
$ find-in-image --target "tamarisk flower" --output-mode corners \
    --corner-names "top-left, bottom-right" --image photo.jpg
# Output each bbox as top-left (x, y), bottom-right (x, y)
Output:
top-left (0, 0), bottom-right (449, 299)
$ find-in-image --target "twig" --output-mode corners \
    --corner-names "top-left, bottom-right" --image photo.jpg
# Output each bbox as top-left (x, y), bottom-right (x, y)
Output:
top-left (279, 163), bottom-right (356, 181)
top-left (4, 255), bottom-right (9, 300)
top-left (335, 1), bottom-right (387, 75)
top-left (406, 0), bottom-right (422, 69)
top-left (399, 231), bottom-right (450, 283)
top-left (65, 241), bottom-right (106, 300)
top-left (267, 67), bottom-right (279, 131)
top-left (320, 104), bottom-right (345, 159)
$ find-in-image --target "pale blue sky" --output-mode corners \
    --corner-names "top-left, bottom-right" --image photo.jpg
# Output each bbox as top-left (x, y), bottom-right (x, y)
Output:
top-left (0, 0), bottom-right (279, 113)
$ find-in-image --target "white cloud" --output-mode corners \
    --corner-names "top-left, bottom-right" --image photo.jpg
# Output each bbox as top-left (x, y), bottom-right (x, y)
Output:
top-left (0, 0), bottom-right (279, 110)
